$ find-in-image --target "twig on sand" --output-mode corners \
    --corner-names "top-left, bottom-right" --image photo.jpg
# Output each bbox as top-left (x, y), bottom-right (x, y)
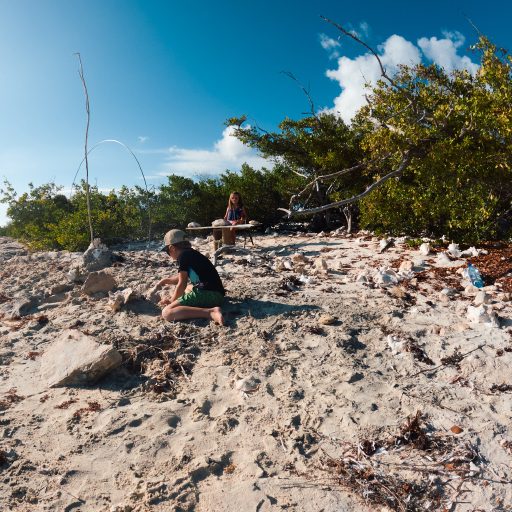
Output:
top-left (409, 345), bottom-right (484, 378)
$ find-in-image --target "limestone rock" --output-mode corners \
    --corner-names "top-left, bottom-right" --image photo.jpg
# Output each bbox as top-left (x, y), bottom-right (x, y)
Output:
top-left (447, 243), bottom-right (461, 257)
top-left (314, 258), bottom-right (328, 271)
top-left (474, 291), bottom-right (489, 306)
top-left (212, 219), bottom-right (230, 227)
top-left (187, 222), bottom-right (201, 228)
top-left (291, 253), bottom-right (307, 264)
top-left (373, 268), bottom-right (399, 287)
top-left (467, 305), bottom-right (498, 326)
top-left (82, 238), bottom-right (113, 272)
top-left (82, 271), bottom-right (117, 295)
top-left (419, 243), bottom-right (431, 256)
top-left (398, 260), bottom-right (414, 273)
top-left (6, 295), bottom-right (40, 319)
top-left (319, 314), bottom-right (336, 325)
top-left (40, 330), bottom-right (122, 387)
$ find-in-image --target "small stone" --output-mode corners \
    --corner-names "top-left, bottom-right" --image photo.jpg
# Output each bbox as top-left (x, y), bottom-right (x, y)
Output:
top-left (473, 291), bottom-right (489, 306)
top-left (438, 292), bottom-right (450, 303)
top-left (82, 239), bottom-right (113, 271)
top-left (82, 271), bottom-right (117, 295)
top-left (212, 219), bottom-right (230, 227)
top-left (318, 314), bottom-right (336, 325)
top-left (315, 258), bottom-right (328, 271)
top-left (398, 260), bottom-right (414, 273)
top-left (418, 243), bottom-right (431, 256)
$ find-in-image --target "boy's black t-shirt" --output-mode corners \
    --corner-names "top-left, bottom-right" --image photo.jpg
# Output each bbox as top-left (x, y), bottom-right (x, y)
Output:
top-left (177, 248), bottom-right (225, 295)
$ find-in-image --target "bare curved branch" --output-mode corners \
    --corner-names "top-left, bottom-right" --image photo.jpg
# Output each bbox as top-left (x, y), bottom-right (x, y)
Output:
top-left (70, 139), bottom-right (153, 242)
top-left (288, 153), bottom-right (393, 209)
top-left (280, 151), bottom-right (413, 218)
top-left (320, 16), bottom-right (400, 90)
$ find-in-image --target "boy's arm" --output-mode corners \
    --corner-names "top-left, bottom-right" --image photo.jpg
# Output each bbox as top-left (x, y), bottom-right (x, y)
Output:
top-left (169, 271), bottom-right (188, 303)
top-left (156, 274), bottom-right (179, 288)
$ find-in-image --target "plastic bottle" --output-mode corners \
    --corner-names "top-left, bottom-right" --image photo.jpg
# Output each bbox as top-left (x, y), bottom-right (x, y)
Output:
top-left (467, 262), bottom-right (484, 288)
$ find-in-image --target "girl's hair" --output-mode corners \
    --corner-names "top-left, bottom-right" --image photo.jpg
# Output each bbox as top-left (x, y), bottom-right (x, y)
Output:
top-left (227, 191), bottom-right (244, 209)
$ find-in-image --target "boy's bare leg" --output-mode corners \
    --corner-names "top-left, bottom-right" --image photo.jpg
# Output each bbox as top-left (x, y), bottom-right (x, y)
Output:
top-left (162, 304), bottom-right (224, 325)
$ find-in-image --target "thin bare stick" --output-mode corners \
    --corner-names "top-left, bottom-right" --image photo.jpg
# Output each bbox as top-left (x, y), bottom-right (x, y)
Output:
top-left (74, 53), bottom-right (94, 243)
top-left (321, 16), bottom-right (400, 91)
top-left (409, 345), bottom-right (484, 378)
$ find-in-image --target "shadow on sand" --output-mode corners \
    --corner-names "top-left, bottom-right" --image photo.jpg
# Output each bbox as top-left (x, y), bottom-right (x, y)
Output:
top-left (224, 297), bottom-right (319, 325)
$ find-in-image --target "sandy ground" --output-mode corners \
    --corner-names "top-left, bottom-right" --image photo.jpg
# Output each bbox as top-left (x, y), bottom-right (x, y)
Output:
top-left (0, 231), bottom-right (511, 512)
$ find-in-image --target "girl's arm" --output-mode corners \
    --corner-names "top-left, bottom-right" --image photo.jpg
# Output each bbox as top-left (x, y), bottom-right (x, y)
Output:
top-left (236, 207), bottom-right (248, 225)
top-left (223, 207), bottom-right (230, 221)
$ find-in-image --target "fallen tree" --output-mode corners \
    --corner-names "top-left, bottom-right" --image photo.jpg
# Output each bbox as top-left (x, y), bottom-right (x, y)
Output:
top-left (229, 20), bottom-right (512, 242)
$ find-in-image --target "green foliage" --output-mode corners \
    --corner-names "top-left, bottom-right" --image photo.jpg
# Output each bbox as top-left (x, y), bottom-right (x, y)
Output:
top-left (228, 113), bottom-right (365, 212)
top-left (355, 37), bottom-right (512, 242)
top-left (0, 164), bottom-right (291, 250)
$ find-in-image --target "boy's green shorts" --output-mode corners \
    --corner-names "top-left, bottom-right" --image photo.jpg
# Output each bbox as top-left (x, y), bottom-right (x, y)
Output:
top-left (178, 288), bottom-right (224, 308)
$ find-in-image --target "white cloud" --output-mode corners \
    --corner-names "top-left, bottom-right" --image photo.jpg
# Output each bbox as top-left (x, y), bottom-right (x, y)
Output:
top-left (325, 35), bottom-right (421, 122)
top-left (138, 136), bottom-right (149, 143)
top-left (319, 33), bottom-right (341, 58)
top-left (324, 31), bottom-right (479, 123)
top-left (359, 22), bottom-right (369, 38)
top-left (158, 125), bottom-right (268, 176)
top-left (417, 31), bottom-right (479, 74)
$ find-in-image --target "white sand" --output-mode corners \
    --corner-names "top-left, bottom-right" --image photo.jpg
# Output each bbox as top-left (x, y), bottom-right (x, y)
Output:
top-left (0, 233), bottom-right (511, 511)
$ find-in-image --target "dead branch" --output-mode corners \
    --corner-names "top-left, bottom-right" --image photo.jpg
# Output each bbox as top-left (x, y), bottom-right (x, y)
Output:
top-left (279, 150), bottom-right (413, 217)
top-left (288, 153), bottom-right (393, 210)
top-left (74, 52), bottom-right (94, 244)
top-left (321, 16), bottom-right (401, 92)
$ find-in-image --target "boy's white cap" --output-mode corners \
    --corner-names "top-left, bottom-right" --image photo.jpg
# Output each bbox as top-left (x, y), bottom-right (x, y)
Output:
top-left (162, 229), bottom-right (187, 250)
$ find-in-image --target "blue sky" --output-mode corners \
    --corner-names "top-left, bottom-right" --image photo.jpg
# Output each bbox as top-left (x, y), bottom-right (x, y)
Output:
top-left (1, 0), bottom-right (511, 226)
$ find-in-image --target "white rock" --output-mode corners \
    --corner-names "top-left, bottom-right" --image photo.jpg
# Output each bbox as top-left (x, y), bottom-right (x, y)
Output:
top-left (235, 376), bottom-right (261, 394)
top-left (82, 271), bottom-right (117, 295)
top-left (473, 291), bottom-right (489, 306)
top-left (82, 238), bottom-right (113, 272)
top-left (436, 252), bottom-right (452, 266)
top-left (419, 243), bottom-right (431, 256)
top-left (283, 258), bottom-right (294, 270)
top-left (398, 260), bottom-right (414, 273)
top-left (356, 272), bottom-right (369, 284)
top-left (467, 305), bottom-right (498, 326)
top-left (464, 284), bottom-right (480, 296)
top-left (438, 292), bottom-right (450, 303)
top-left (379, 239), bottom-right (389, 251)
top-left (315, 258), bottom-right (328, 271)
top-left (40, 330), bottom-right (122, 387)
top-left (373, 268), bottom-right (399, 287)
top-left (187, 222), bottom-right (201, 228)
top-left (386, 335), bottom-right (406, 355)
top-left (212, 219), bottom-right (230, 227)
top-left (447, 243), bottom-right (461, 257)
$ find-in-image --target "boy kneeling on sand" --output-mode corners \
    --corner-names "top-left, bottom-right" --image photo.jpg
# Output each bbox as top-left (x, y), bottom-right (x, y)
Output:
top-left (156, 229), bottom-right (225, 324)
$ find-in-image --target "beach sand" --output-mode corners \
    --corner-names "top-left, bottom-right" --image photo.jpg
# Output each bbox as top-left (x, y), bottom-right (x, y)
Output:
top-left (0, 232), bottom-right (511, 511)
